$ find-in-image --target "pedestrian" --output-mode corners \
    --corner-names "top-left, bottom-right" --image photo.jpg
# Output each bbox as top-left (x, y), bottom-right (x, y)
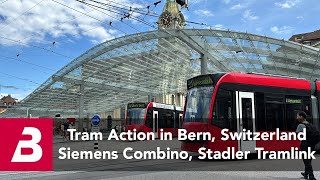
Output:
top-left (114, 125), bottom-right (118, 134)
top-left (296, 111), bottom-right (317, 180)
top-left (63, 121), bottom-right (70, 141)
top-left (60, 122), bottom-right (64, 136)
top-left (118, 124), bottom-right (122, 133)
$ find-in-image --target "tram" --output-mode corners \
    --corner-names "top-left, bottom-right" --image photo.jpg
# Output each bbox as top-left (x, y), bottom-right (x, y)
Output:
top-left (126, 102), bottom-right (183, 138)
top-left (181, 72), bottom-right (320, 152)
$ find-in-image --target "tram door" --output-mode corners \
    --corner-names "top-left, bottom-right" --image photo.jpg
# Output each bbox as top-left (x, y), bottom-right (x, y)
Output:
top-left (236, 91), bottom-right (256, 152)
top-left (153, 111), bottom-right (159, 138)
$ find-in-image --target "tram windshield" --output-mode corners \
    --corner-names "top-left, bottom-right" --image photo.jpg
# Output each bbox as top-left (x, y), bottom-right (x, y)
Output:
top-left (184, 86), bottom-right (214, 123)
top-left (127, 108), bottom-right (146, 125)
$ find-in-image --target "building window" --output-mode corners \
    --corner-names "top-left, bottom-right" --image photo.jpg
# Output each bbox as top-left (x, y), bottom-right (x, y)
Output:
top-left (303, 41), bottom-right (311, 46)
top-left (296, 36), bottom-right (302, 41)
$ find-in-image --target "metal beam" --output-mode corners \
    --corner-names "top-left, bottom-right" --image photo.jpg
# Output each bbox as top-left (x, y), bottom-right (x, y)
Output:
top-left (52, 76), bottom-right (161, 95)
top-left (174, 30), bottom-right (229, 72)
top-left (79, 84), bottom-right (84, 132)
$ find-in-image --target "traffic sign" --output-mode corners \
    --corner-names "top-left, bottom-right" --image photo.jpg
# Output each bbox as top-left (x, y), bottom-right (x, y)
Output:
top-left (91, 115), bottom-right (101, 126)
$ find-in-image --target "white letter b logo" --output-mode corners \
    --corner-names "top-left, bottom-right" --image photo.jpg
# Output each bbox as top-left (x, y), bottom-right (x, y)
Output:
top-left (11, 127), bottom-right (42, 162)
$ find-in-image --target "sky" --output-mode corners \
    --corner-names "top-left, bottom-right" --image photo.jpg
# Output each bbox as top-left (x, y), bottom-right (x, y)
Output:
top-left (0, 0), bottom-right (319, 101)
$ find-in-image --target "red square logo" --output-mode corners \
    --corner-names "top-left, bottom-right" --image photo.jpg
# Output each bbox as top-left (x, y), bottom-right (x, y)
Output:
top-left (0, 118), bottom-right (53, 171)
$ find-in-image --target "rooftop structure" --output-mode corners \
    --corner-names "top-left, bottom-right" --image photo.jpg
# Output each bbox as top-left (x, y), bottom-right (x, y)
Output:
top-left (289, 29), bottom-right (320, 48)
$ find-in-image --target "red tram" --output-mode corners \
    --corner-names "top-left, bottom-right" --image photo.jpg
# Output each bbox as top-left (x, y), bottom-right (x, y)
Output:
top-left (182, 72), bottom-right (320, 152)
top-left (126, 102), bottom-right (183, 137)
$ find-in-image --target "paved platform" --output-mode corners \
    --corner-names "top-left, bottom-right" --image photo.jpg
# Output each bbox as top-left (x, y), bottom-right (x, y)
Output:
top-left (1, 171), bottom-right (319, 180)
top-left (1, 138), bottom-right (320, 179)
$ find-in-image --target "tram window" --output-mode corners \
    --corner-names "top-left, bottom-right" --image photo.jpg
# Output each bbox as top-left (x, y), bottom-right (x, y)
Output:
top-left (178, 114), bottom-right (183, 128)
top-left (212, 89), bottom-right (236, 131)
top-left (265, 94), bottom-right (284, 104)
top-left (242, 98), bottom-right (253, 131)
top-left (155, 113), bottom-right (158, 131)
top-left (158, 110), bottom-right (174, 128)
top-left (266, 103), bottom-right (285, 131)
top-left (174, 112), bottom-right (180, 129)
top-left (285, 96), bottom-right (310, 130)
top-left (264, 94), bottom-right (285, 131)
top-left (303, 96), bottom-right (311, 121)
top-left (255, 92), bottom-right (266, 131)
top-left (146, 109), bottom-right (153, 128)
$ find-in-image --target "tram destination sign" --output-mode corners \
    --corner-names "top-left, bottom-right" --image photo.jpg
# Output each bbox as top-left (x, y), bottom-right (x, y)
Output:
top-left (286, 98), bottom-right (302, 104)
top-left (127, 103), bottom-right (147, 109)
top-left (187, 75), bottom-right (214, 89)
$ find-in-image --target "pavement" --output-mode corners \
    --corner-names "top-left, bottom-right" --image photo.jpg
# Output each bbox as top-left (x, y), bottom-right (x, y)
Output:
top-left (1, 171), bottom-right (319, 180)
top-left (2, 136), bottom-right (320, 179)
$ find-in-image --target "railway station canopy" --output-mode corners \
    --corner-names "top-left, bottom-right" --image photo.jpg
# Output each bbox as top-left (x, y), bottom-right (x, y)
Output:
top-left (4, 28), bottom-right (320, 117)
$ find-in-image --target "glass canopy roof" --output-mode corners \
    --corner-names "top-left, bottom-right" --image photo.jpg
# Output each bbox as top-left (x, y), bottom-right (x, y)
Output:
top-left (5, 28), bottom-right (320, 117)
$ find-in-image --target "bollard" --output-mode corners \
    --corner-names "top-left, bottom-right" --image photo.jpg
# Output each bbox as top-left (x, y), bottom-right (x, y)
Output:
top-left (94, 140), bottom-right (98, 150)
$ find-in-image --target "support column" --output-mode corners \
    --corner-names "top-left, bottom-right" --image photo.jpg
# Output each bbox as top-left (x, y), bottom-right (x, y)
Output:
top-left (175, 93), bottom-right (180, 106)
top-left (79, 84), bottom-right (84, 132)
top-left (201, 53), bottom-right (208, 75)
top-left (26, 108), bottom-right (30, 118)
top-left (171, 94), bottom-right (175, 105)
top-left (86, 113), bottom-right (90, 132)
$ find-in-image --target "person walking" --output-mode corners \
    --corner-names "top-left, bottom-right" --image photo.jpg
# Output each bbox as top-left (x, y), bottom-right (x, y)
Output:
top-left (63, 121), bottom-right (70, 142)
top-left (296, 111), bottom-right (316, 180)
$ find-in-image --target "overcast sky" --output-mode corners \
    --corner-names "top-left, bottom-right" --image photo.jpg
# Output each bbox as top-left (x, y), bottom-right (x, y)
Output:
top-left (0, 0), bottom-right (319, 100)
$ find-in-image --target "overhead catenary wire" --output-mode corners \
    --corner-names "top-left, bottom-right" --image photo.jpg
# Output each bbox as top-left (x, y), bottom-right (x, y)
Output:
top-left (141, 0), bottom-right (161, 20)
top-left (48, 0), bottom-right (162, 45)
top-left (0, 0), bottom-right (142, 81)
top-left (75, 0), bottom-right (157, 29)
top-left (1, 0), bottom-right (213, 53)
top-left (0, 55), bottom-right (55, 72)
top-left (49, 8), bottom-right (96, 44)
top-left (3, 1), bottom-right (216, 78)
top-left (0, 0), bottom-right (223, 109)
top-left (0, 0), bottom-right (143, 92)
top-left (52, 0), bottom-right (128, 35)
top-left (0, 0), bottom-right (126, 78)
top-left (86, 0), bottom-right (159, 18)
top-left (78, 1), bottom-right (154, 29)
top-left (74, 0), bottom-right (141, 33)
top-left (0, 35), bottom-right (74, 60)
top-left (47, 0), bottom-right (161, 49)
top-left (39, 0), bottom-right (146, 45)
top-left (0, 0), bottom-right (47, 30)
top-left (0, 72), bottom-right (41, 85)
top-left (0, 0), bottom-right (224, 71)
top-left (79, 0), bottom-right (225, 30)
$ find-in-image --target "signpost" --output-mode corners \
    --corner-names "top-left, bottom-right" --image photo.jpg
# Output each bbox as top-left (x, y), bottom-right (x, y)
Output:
top-left (91, 115), bottom-right (101, 150)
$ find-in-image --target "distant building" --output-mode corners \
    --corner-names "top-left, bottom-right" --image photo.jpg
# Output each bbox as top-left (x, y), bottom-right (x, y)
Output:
top-left (0, 95), bottom-right (17, 108)
top-left (289, 29), bottom-right (320, 48)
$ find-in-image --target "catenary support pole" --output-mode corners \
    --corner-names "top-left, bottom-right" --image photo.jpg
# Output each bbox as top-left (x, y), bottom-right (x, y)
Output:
top-left (201, 53), bottom-right (208, 75)
top-left (79, 84), bottom-right (84, 132)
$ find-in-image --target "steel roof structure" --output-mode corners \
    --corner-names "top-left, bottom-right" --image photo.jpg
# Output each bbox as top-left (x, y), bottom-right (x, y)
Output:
top-left (7, 28), bottom-right (320, 117)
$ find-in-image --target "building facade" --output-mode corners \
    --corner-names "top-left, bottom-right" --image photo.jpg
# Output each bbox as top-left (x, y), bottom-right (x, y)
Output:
top-left (0, 95), bottom-right (17, 108)
top-left (289, 29), bottom-right (320, 48)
